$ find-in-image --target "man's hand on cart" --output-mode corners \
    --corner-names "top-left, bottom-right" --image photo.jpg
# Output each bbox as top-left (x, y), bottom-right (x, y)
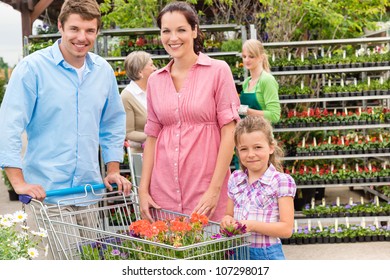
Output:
top-left (14, 182), bottom-right (46, 201)
top-left (138, 188), bottom-right (161, 222)
top-left (103, 172), bottom-right (132, 196)
top-left (104, 161), bottom-right (132, 196)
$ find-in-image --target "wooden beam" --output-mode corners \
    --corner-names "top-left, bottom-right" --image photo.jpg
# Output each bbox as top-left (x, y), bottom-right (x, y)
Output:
top-left (31, 0), bottom-right (54, 22)
top-left (20, 2), bottom-right (32, 37)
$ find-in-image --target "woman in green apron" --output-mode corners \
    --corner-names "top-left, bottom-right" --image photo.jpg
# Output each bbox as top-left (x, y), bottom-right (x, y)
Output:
top-left (238, 39), bottom-right (281, 124)
top-left (234, 39), bottom-right (281, 169)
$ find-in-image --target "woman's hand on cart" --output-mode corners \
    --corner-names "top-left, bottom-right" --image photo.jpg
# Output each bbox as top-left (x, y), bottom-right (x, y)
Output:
top-left (138, 188), bottom-right (161, 222)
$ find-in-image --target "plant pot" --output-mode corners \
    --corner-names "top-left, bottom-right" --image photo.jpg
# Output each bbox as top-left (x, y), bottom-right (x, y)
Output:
top-left (8, 190), bottom-right (19, 201)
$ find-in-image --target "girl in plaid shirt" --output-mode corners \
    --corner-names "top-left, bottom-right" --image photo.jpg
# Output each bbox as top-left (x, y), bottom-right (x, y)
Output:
top-left (221, 116), bottom-right (296, 260)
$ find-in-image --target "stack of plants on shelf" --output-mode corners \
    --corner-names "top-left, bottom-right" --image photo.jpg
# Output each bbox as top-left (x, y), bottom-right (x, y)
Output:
top-left (282, 196), bottom-right (390, 245)
top-left (284, 222), bottom-right (390, 245)
top-left (275, 106), bottom-right (388, 128)
top-left (283, 159), bottom-right (390, 186)
top-left (302, 197), bottom-right (390, 218)
top-left (270, 45), bottom-right (390, 72)
top-left (281, 129), bottom-right (390, 157)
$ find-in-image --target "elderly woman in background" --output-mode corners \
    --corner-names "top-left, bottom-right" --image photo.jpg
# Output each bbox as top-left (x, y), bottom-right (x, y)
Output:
top-left (121, 51), bottom-right (157, 152)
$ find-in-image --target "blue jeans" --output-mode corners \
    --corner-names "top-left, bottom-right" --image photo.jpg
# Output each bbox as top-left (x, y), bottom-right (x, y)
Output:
top-left (249, 243), bottom-right (286, 260)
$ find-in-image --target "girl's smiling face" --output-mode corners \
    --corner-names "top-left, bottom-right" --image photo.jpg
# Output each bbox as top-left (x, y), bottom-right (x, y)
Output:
top-left (237, 130), bottom-right (274, 176)
top-left (160, 11), bottom-right (197, 58)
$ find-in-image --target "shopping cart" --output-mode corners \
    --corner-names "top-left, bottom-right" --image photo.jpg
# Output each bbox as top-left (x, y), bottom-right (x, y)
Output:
top-left (124, 140), bottom-right (143, 187)
top-left (20, 185), bottom-right (250, 260)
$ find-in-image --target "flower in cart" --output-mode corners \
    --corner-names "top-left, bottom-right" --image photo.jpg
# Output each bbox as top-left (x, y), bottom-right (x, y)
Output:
top-left (218, 221), bottom-right (247, 238)
top-left (0, 211), bottom-right (48, 260)
top-left (128, 213), bottom-right (208, 247)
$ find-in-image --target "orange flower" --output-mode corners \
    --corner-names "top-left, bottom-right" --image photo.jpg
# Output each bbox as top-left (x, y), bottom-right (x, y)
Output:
top-left (152, 220), bottom-right (168, 232)
top-left (129, 220), bottom-right (151, 235)
top-left (170, 220), bottom-right (192, 233)
top-left (190, 213), bottom-right (209, 226)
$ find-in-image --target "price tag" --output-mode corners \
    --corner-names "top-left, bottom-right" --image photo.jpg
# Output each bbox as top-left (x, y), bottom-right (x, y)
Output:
top-left (328, 79), bottom-right (331, 87)
top-left (375, 217), bottom-right (379, 228)
top-left (335, 219), bottom-right (338, 230)
top-left (321, 197), bottom-right (326, 206)
top-left (308, 220), bottom-right (311, 230)
top-left (349, 197), bottom-right (354, 205)
top-left (272, 53), bottom-right (275, 62)
top-left (336, 197), bottom-right (340, 206)
top-left (346, 216), bottom-right (350, 228)
top-left (360, 196), bottom-right (364, 205)
top-left (328, 136), bottom-right (331, 144)
top-left (341, 79), bottom-right (344, 87)
top-left (361, 217), bottom-right (366, 228)
top-left (375, 196), bottom-right (379, 207)
top-left (311, 197), bottom-right (315, 209)
top-left (288, 52), bottom-right (291, 61)
top-left (368, 76), bottom-right (371, 87)
top-left (313, 137), bottom-right (317, 147)
top-left (354, 78), bottom-right (357, 86)
top-left (301, 52), bottom-right (304, 62)
top-left (301, 80), bottom-right (304, 90)
top-left (318, 220), bottom-right (323, 232)
top-left (343, 50), bottom-right (346, 59)
top-left (294, 220), bottom-right (298, 233)
top-left (356, 163), bottom-right (359, 172)
top-left (302, 137), bottom-right (305, 147)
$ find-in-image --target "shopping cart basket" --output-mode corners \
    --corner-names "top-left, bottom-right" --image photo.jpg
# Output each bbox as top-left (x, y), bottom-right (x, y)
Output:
top-left (20, 185), bottom-right (250, 260)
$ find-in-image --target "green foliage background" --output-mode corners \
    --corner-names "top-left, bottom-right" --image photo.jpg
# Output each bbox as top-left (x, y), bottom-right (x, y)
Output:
top-left (99, 0), bottom-right (389, 41)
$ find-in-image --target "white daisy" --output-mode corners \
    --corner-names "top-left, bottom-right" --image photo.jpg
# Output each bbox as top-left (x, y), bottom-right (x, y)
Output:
top-left (27, 248), bottom-right (39, 259)
top-left (13, 211), bottom-right (27, 223)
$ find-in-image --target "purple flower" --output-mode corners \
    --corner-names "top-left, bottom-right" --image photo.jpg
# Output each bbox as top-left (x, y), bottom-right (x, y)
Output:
top-left (211, 234), bottom-right (222, 239)
top-left (111, 249), bottom-right (121, 256)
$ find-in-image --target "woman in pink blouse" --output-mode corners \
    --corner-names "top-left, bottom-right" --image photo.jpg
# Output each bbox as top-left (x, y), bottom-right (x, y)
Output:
top-left (138, 1), bottom-right (240, 222)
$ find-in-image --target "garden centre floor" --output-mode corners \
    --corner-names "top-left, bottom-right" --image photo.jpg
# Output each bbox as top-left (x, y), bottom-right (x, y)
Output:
top-left (1, 177), bottom-right (390, 260)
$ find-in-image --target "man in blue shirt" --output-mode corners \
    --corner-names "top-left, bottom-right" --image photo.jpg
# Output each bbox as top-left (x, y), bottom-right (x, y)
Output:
top-left (0, 0), bottom-right (131, 205)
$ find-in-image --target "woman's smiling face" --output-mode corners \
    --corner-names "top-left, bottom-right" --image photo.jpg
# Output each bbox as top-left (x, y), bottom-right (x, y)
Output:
top-left (160, 11), bottom-right (197, 58)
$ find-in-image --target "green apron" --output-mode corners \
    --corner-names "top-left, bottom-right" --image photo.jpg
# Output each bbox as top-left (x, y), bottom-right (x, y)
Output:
top-left (239, 81), bottom-right (262, 117)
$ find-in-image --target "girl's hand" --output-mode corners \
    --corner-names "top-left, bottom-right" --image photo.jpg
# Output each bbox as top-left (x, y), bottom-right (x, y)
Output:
top-left (220, 215), bottom-right (236, 229)
top-left (193, 187), bottom-right (220, 218)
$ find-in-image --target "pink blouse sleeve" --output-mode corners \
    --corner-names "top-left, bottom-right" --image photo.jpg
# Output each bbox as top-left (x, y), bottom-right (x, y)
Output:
top-left (144, 79), bottom-right (162, 138)
top-left (213, 61), bottom-right (241, 128)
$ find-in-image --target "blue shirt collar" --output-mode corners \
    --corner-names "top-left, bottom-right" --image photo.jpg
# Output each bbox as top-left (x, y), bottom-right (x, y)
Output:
top-left (52, 39), bottom-right (100, 70)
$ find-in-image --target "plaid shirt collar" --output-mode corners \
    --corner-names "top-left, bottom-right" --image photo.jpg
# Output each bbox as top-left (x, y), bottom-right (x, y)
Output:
top-left (236, 163), bottom-right (277, 188)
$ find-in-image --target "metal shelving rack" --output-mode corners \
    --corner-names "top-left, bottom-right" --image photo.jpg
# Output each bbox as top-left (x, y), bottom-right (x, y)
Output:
top-left (265, 37), bottom-right (390, 212)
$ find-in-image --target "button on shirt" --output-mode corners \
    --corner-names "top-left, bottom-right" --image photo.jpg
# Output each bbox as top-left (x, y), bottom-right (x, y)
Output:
top-left (0, 40), bottom-right (126, 205)
top-left (228, 164), bottom-right (296, 248)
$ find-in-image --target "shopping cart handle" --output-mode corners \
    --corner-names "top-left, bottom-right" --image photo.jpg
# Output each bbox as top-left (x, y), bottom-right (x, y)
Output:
top-left (18, 183), bottom-right (116, 204)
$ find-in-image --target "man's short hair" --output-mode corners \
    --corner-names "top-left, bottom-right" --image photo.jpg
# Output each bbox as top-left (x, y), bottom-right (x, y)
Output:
top-left (58, 0), bottom-right (101, 31)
